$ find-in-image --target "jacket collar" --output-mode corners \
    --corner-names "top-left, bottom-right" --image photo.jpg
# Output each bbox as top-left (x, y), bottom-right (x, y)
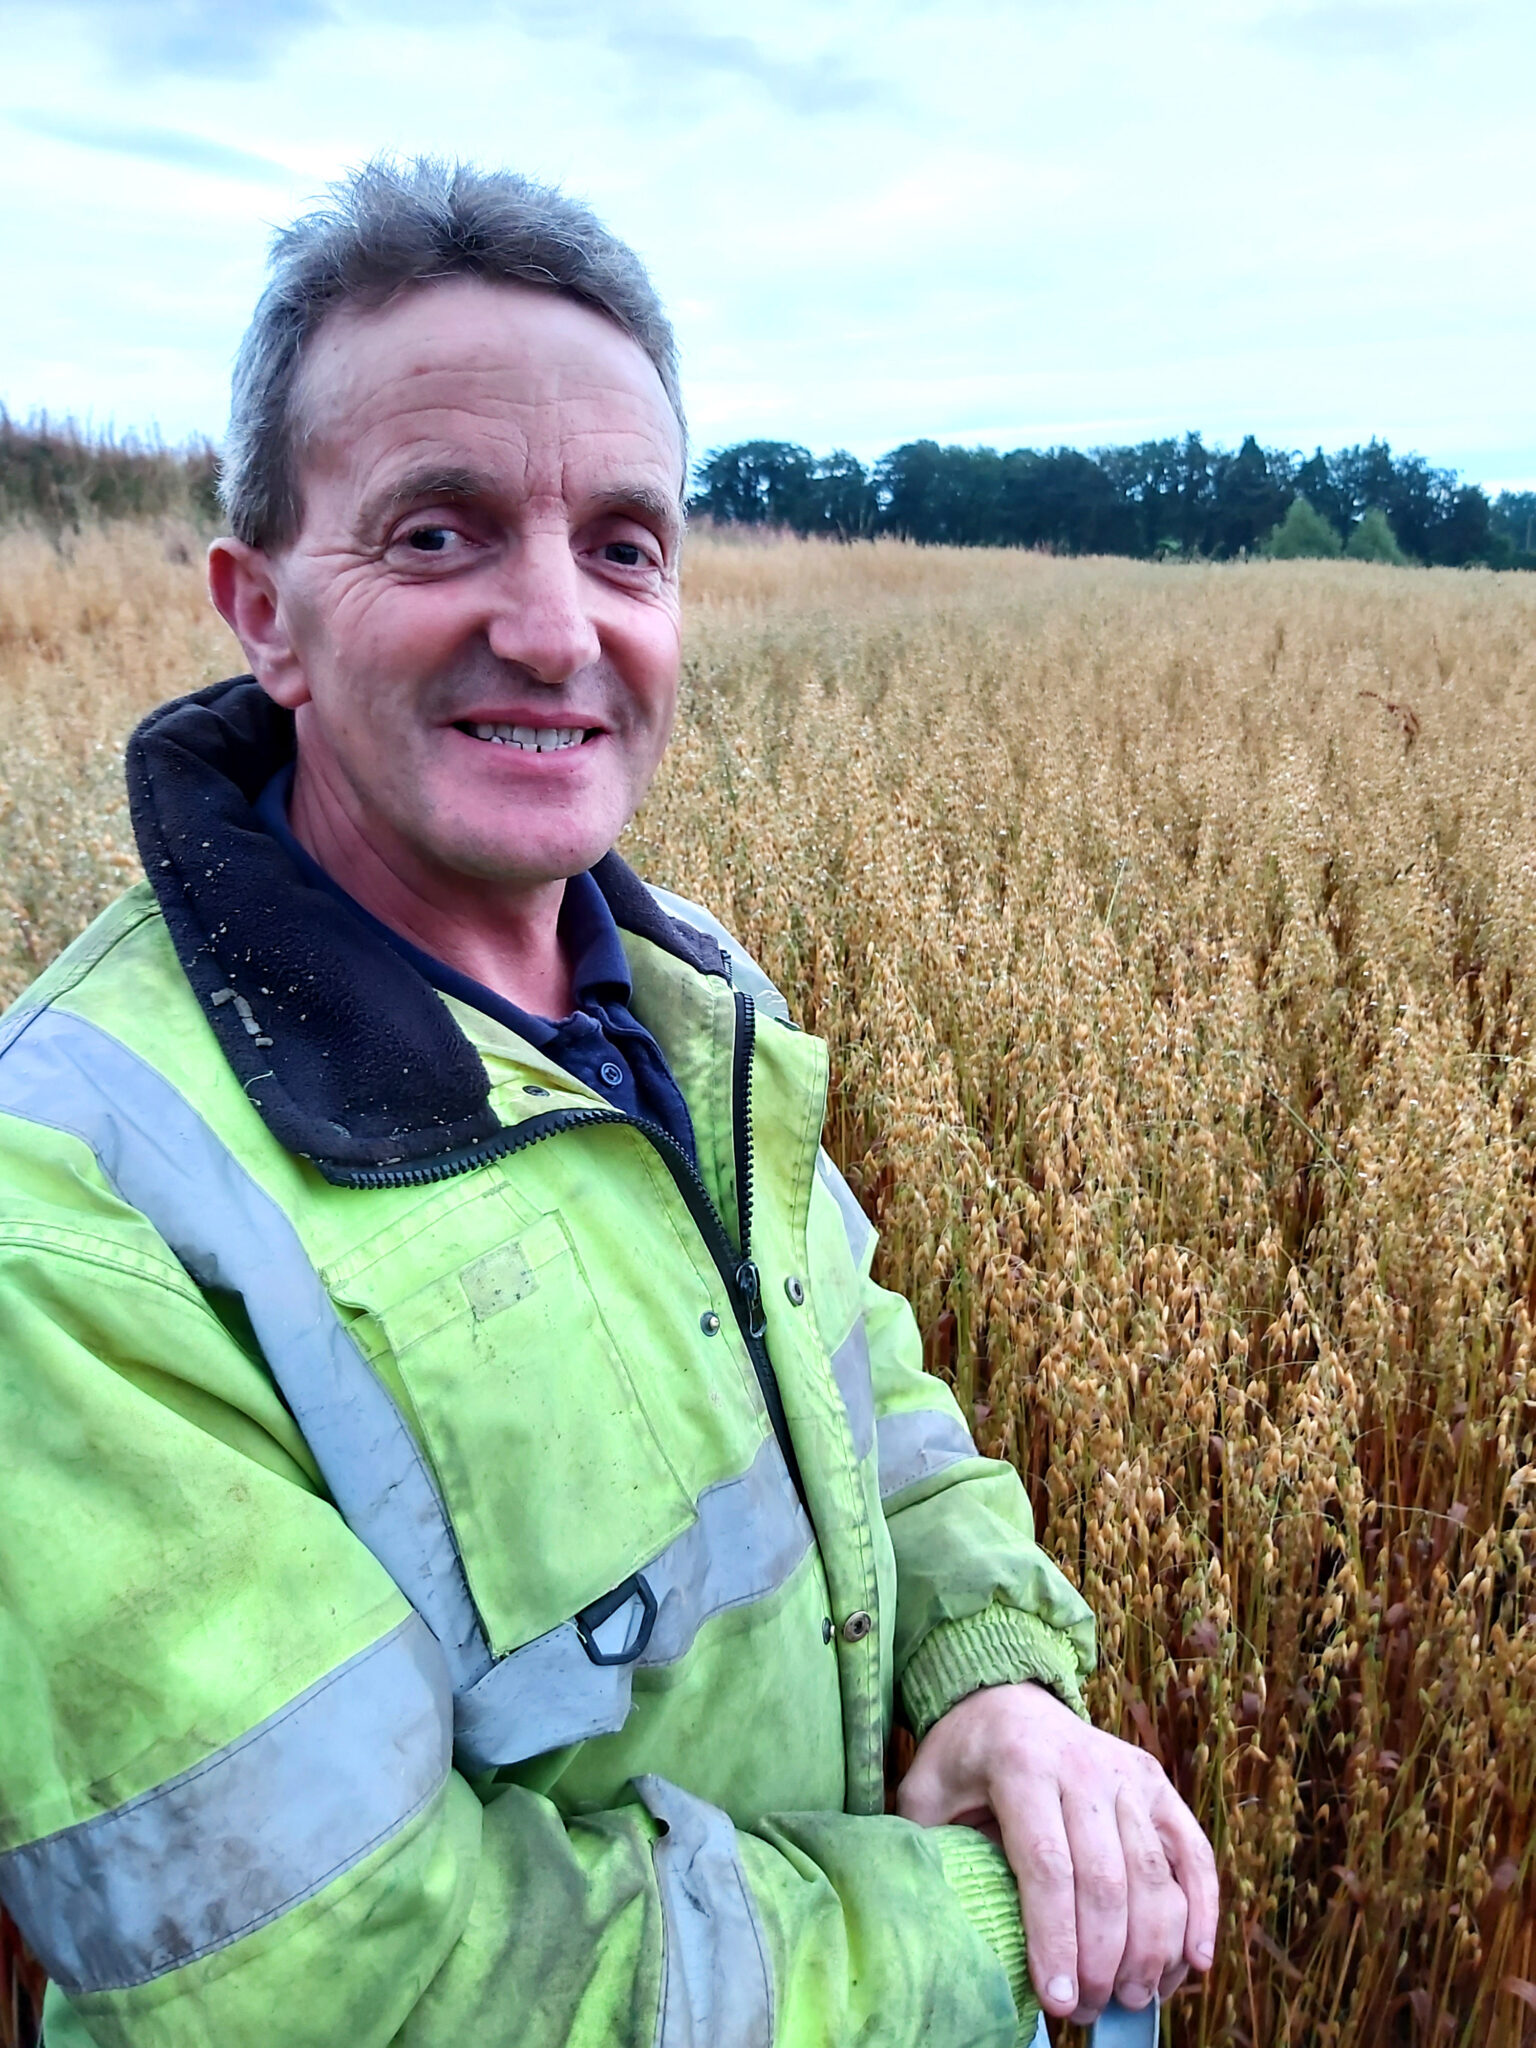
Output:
top-left (125, 675), bottom-right (728, 1179)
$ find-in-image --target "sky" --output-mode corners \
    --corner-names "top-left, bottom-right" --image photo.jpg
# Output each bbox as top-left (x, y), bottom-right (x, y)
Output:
top-left (1, 0), bottom-right (1532, 491)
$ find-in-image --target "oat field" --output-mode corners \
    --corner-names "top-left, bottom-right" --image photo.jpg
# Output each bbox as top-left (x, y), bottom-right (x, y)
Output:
top-left (2, 522), bottom-right (1535, 2046)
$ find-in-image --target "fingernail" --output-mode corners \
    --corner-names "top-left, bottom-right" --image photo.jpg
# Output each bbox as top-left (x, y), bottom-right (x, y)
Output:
top-left (1046, 1977), bottom-right (1076, 2006)
top-left (1196, 1943), bottom-right (1215, 1968)
top-left (1124, 1983), bottom-right (1155, 2009)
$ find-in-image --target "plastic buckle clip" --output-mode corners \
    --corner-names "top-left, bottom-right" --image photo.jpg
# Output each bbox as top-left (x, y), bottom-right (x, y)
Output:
top-left (575, 1573), bottom-right (659, 1667)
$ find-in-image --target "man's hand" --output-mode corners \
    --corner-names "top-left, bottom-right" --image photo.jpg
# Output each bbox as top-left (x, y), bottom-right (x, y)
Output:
top-left (896, 1682), bottom-right (1219, 2028)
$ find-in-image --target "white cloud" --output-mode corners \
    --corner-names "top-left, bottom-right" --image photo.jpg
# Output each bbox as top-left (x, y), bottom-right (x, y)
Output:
top-left (8, 111), bottom-right (293, 183)
top-left (1251, 0), bottom-right (1477, 61)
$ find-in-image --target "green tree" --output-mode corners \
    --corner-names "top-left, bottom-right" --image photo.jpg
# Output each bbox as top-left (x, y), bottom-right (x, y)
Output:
top-left (806, 450), bottom-right (876, 539)
top-left (1264, 495), bottom-right (1343, 559)
top-left (875, 441), bottom-right (1005, 544)
top-left (1489, 491), bottom-right (1536, 569)
top-left (1492, 490), bottom-right (1536, 553)
top-left (689, 441), bottom-right (814, 527)
top-left (1212, 434), bottom-right (1293, 556)
top-left (1345, 507), bottom-right (1408, 564)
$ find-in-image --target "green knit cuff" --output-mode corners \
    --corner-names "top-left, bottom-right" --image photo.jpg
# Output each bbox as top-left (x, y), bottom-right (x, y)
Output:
top-left (933, 1825), bottom-right (1039, 2043)
top-left (903, 1602), bottom-right (1090, 1741)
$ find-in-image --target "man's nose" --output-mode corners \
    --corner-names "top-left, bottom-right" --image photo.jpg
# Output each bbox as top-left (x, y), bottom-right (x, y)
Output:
top-left (484, 533), bottom-right (601, 684)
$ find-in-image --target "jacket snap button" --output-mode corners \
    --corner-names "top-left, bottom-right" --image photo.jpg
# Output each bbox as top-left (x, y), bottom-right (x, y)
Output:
top-left (822, 1616), bottom-right (835, 1644)
top-left (700, 1311), bottom-right (721, 1336)
top-left (784, 1275), bottom-right (805, 1306)
top-left (523, 1084), bottom-right (551, 1097)
top-left (599, 1060), bottom-right (625, 1088)
top-left (841, 1610), bottom-right (873, 1643)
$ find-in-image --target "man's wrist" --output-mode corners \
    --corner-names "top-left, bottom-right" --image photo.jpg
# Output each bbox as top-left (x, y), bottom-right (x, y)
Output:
top-left (903, 1603), bottom-right (1090, 1742)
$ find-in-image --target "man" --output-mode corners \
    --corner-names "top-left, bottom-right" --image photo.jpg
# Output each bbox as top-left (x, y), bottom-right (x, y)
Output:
top-left (0, 160), bottom-right (1216, 2047)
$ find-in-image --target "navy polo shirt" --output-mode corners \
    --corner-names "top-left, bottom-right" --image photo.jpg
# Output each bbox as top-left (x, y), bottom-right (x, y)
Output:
top-left (254, 769), bottom-right (697, 1163)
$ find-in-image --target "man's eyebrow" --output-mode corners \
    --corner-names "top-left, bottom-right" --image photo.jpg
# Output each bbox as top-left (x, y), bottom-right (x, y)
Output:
top-left (361, 465), bottom-right (498, 531)
top-left (587, 483), bottom-right (684, 545)
top-left (358, 468), bottom-right (684, 544)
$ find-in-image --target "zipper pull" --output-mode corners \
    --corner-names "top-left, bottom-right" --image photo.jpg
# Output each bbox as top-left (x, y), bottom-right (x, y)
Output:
top-left (736, 1258), bottom-right (767, 1340)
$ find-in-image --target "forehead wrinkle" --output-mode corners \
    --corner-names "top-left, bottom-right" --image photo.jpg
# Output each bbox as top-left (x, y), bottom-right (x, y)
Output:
top-left (553, 406), bottom-right (684, 524)
top-left (296, 273), bottom-right (681, 448)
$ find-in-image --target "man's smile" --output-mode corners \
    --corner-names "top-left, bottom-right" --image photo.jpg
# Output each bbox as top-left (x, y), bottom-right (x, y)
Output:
top-left (453, 721), bottom-right (599, 752)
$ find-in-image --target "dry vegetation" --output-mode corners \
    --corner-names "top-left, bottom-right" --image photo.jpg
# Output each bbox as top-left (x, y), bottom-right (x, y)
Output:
top-left (2, 522), bottom-right (1535, 2045)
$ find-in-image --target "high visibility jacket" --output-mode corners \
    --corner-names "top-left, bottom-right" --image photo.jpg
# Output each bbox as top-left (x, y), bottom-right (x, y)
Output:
top-left (0, 680), bottom-right (1095, 2048)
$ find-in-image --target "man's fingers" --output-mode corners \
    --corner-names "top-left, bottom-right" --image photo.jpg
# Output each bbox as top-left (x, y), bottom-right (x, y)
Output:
top-left (1113, 1784), bottom-right (1186, 2009)
top-left (1057, 1781), bottom-right (1128, 2021)
top-left (891, 1752), bottom-right (948, 1827)
top-left (1150, 1776), bottom-right (1221, 1971)
top-left (893, 1731), bottom-right (986, 1827)
top-left (994, 1782), bottom-right (1081, 2020)
top-left (1159, 1958), bottom-right (1191, 2002)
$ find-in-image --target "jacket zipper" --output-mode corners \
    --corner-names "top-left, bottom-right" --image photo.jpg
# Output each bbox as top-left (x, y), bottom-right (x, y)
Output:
top-left (730, 991), bottom-right (763, 1333)
top-left (329, 1036), bottom-right (805, 1500)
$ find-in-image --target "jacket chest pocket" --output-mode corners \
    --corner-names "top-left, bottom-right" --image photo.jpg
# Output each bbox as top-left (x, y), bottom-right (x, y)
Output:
top-left (328, 1190), bottom-right (698, 1658)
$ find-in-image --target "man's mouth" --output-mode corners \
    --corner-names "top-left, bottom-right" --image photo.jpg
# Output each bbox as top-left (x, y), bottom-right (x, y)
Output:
top-left (454, 721), bottom-right (595, 753)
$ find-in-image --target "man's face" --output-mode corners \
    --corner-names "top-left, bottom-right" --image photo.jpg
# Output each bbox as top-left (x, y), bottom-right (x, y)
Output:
top-left (226, 277), bottom-right (684, 892)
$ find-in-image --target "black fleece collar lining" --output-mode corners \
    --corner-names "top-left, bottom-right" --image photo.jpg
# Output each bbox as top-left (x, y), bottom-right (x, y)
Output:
top-left (125, 675), bottom-right (728, 1178)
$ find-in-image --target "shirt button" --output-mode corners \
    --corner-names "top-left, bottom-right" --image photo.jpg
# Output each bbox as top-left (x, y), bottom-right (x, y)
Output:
top-left (599, 1060), bottom-right (625, 1088)
top-left (841, 1610), bottom-right (874, 1643)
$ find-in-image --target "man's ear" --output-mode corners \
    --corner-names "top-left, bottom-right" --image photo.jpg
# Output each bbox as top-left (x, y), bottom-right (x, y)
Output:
top-left (207, 538), bottom-right (310, 709)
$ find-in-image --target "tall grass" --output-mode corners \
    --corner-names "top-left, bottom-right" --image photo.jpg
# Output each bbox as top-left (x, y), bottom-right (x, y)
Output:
top-left (1, 525), bottom-right (1534, 2044)
top-left (0, 525), bottom-right (236, 996)
top-left (646, 540), bottom-right (1536, 2047)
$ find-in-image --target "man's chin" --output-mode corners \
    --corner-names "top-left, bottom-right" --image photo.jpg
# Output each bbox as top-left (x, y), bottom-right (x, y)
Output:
top-left (417, 828), bottom-right (618, 894)
top-left (412, 780), bottom-right (634, 891)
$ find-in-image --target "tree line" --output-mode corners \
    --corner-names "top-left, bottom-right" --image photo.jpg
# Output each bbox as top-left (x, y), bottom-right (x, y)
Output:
top-left (3, 409), bottom-right (1530, 570)
top-left (691, 434), bottom-right (1536, 570)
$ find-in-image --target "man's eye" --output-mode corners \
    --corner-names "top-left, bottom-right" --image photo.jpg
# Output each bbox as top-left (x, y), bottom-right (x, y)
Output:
top-left (406, 526), bottom-right (456, 553)
top-left (603, 541), bottom-right (647, 567)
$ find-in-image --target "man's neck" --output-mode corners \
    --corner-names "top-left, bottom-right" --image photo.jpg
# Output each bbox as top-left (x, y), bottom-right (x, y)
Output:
top-left (287, 759), bottom-right (576, 1021)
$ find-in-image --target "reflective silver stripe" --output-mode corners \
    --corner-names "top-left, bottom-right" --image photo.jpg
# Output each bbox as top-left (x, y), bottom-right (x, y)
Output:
top-left (647, 887), bottom-right (792, 1025)
top-left (0, 1007), bottom-right (493, 1694)
top-left (455, 1619), bottom-right (631, 1770)
top-left (0, 1615), bottom-right (450, 1995)
top-left (830, 1317), bottom-right (875, 1462)
top-left (877, 1407), bottom-right (979, 1500)
top-left (636, 1775), bottom-right (773, 2048)
top-left (643, 1431), bottom-right (813, 1663)
top-left (815, 1149), bottom-right (876, 1273)
top-left (455, 1434), bottom-right (814, 1770)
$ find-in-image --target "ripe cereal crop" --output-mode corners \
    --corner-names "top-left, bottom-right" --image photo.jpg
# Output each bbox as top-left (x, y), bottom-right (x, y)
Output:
top-left (2, 520), bottom-right (1535, 2046)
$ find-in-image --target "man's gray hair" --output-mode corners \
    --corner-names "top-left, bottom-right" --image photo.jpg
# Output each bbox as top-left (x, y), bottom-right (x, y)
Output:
top-left (221, 156), bottom-right (685, 549)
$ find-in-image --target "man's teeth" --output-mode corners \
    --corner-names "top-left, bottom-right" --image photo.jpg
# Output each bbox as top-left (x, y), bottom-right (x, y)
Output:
top-left (466, 723), bottom-right (586, 752)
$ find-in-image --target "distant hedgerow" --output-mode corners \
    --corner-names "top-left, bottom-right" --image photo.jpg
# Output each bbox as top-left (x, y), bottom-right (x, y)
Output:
top-left (0, 411), bottom-right (220, 535)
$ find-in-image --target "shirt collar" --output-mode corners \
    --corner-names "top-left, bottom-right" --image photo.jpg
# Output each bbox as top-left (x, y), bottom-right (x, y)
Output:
top-left (557, 868), bottom-right (633, 1008)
